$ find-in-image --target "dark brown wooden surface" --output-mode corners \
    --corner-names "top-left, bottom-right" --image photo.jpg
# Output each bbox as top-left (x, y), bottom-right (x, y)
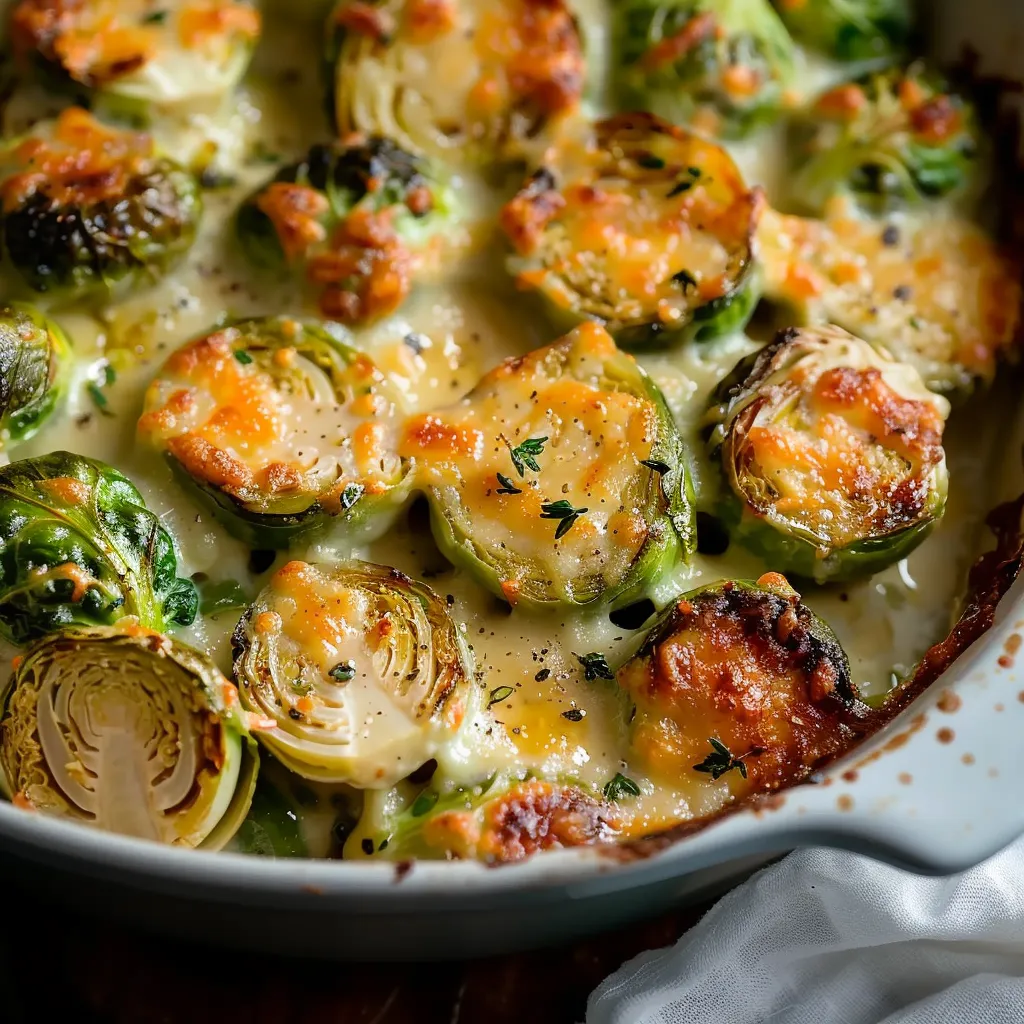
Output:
top-left (1, 898), bottom-right (715, 1023)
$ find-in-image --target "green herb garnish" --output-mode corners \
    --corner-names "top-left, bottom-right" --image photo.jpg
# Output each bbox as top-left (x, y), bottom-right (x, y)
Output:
top-left (410, 790), bottom-right (439, 817)
top-left (672, 269), bottom-right (697, 289)
top-left (561, 708), bottom-right (585, 722)
top-left (340, 483), bottom-right (364, 510)
top-left (141, 9), bottom-right (168, 24)
top-left (575, 652), bottom-right (614, 681)
top-left (329, 661), bottom-right (356, 683)
top-left (603, 773), bottom-right (641, 801)
top-left (86, 362), bottom-right (116, 416)
top-left (692, 737), bottom-right (750, 780)
top-left (487, 685), bottom-right (514, 708)
top-left (509, 436), bottom-right (548, 477)
top-left (540, 499), bottom-right (588, 539)
top-left (495, 472), bottom-right (522, 495)
top-left (640, 459), bottom-right (670, 474)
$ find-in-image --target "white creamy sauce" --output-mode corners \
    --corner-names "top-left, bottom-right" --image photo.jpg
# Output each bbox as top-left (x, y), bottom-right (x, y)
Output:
top-left (0, 1), bottom-right (1006, 855)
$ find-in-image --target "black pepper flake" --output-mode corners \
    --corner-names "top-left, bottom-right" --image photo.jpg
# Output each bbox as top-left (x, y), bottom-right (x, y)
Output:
top-left (535, 668), bottom-right (551, 682)
top-left (361, 838), bottom-right (375, 856)
top-left (881, 224), bottom-right (900, 247)
top-left (562, 708), bottom-right (585, 722)
top-left (288, 709), bottom-right (302, 720)
top-left (404, 332), bottom-right (428, 355)
top-left (893, 285), bottom-right (912, 301)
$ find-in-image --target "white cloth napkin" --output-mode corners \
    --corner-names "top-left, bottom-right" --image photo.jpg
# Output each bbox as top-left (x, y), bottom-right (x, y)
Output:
top-left (587, 838), bottom-right (1024, 1024)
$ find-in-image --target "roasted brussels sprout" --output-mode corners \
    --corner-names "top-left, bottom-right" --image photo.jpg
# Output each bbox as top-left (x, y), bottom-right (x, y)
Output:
top-left (758, 203), bottom-right (1023, 395)
top-left (9, 0), bottom-right (260, 118)
top-left (614, 0), bottom-right (796, 139)
top-left (0, 622), bottom-right (258, 848)
top-left (232, 560), bottom-right (475, 789)
top-left (706, 325), bottom-right (949, 583)
top-left (791, 64), bottom-right (981, 213)
top-left (771, 0), bottom-right (910, 61)
top-left (0, 452), bottom-right (198, 646)
top-left (619, 575), bottom-right (868, 799)
top-left (350, 772), bottom-right (620, 862)
top-left (235, 136), bottom-right (453, 325)
top-left (401, 322), bottom-right (696, 610)
top-left (0, 108), bottom-right (202, 303)
top-left (501, 113), bottom-right (763, 348)
top-left (138, 316), bottom-right (410, 548)
top-left (0, 302), bottom-right (71, 446)
top-left (327, 0), bottom-right (584, 163)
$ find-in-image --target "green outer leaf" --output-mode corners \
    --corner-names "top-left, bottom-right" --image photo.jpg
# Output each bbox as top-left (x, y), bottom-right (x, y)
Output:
top-left (424, 332), bottom-right (696, 611)
top-left (0, 302), bottom-right (72, 446)
top-left (772, 0), bottom-right (911, 61)
top-left (225, 774), bottom-right (307, 858)
top-left (0, 451), bottom-right (198, 644)
top-left (156, 316), bottom-right (412, 549)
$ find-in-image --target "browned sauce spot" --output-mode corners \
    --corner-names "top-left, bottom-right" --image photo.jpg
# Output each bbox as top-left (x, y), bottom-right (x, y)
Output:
top-left (837, 794), bottom-right (854, 811)
top-left (936, 690), bottom-right (961, 713)
top-left (936, 727), bottom-right (955, 744)
top-left (999, 655), bottom-right (1013, 669)
top-left (898, 772), bottom-right (913, 785)
top-left (989, 767), bottom-right (1000, 778)
top-left (995, 703), bottom-right (1005, 712)
top-left (961, 752), bottom-right (975, 765)
top-left (1006, 633), bottom-right (1022, 656)
top-left (841, 769), bottom-right (858, 783)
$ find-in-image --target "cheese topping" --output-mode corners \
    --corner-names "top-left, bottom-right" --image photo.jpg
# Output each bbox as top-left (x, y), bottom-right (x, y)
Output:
top-left (332, 0), bottom-right (583, 161)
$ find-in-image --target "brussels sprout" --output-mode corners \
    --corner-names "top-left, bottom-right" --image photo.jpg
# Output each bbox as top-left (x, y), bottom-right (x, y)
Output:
top-left (349, 772), bottom-right (620, 862)
top-left (235, 136), bottom-right (454, 325)
top-left (232, 559), bottom-right (476, 789)
top-left (327, 0), bottom-right (584, 164)
top-left (706, 325), bottom-right (949, 583)
top-left (771, 0), bottom-right (910, 61)
top-left (619, 575), bottom-right (869, 797)
top-left (0, 452), bottom-right (198, 646)
top-left (791, 63), bottom-right (981, 213)
top-left (0, 302), bottom-right (71, 447)
top-left (501, 113), bottom-right (763, 348)
top-left (401, 322), bottom-right (696, 610)
top-left (757, 203), bottom-right (1022, 395)
top-left (9, 0), bottom-right (260, 119)
top-left (138, 316), bottom-right (411, 549)
top-left (0, 108), bottom-right (202, 303)
top-left (0, 622), bottom-right (258, 848)
top-left (613, 0), bottom-right (796, 139)
top-left (230, 776), bottom-right (308, 858)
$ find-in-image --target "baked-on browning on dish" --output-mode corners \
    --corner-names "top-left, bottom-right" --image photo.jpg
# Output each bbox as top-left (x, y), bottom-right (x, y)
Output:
top-left (0, 0), bottom-right (1019, 863)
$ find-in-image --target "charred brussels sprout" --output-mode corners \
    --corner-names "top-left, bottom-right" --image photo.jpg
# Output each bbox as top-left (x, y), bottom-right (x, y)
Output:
top-left (757, 203), bottom-right (1022, 395)
top-left (771, 0), bottom-right (910, 61)
top-left (232, 560), bottom-right (475, 789)
top-left (0, 108), bottom-right (202, 303)
top-left (0, 622), bottom-right (258, 848)
top-left (791, 64), bottom-right (981, 213)
top-left (620, 575), bottom-right (868, 800)
top-left (349, 773), bottom-right (620, 862)
top-left (0, 301), bottom-right (71, 446)
top-left (235, 136), bottom-right (454, 326)
top-left (706, 325), bottom-right (949, 583)
top-left (501, 113), bottom-right (763, 348)
top-left (138, 316), bottom-right (411, 548)
top-left (10, 0), bottom-right (260, 118)
top-left (614, 0), bottom-right (796, 139)
top-left (402, 323), bottom-right (695, 610)
top-left (0, 452), bottom-right (198, 645)
top-left (327, 0), bottom-right (584, 163)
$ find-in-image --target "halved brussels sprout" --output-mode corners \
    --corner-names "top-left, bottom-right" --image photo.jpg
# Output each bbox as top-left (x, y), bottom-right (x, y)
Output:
top-left (501, 113), bottom-right (763, 348)
top-left (0, 622), bottom-right (258, 848)
top-left (401, 322), bottom-right (696, 610)
top-left (235, 136), bottom-right (454, 325)
top-left (0, 302), bottom-right (71, 447)
top-left (232, 560), bottom-right (475, 789)
top-left (791, 63), bottom-right (981, 213)
top-left (771, 0), bottom-right (910, 61)
top-left (614, 0), bottom-right (796, 139)
top-left (0, 452), bottom-right (198, 646)
top-left (758, 203), bottom-right (1023, 395)
top-left (706, 325), bottom-right (949, 583)
top-left (138, 316), bottom-right (410, 549)
top-left (10, 0), bottom-right (260, 118)
top-left (349, 772), bottom-right (620, 862)
top-left (327, 0), bottom-right (584, 163)
top-left (619, 575), bottom-right (868, 797)
top-left (0, 108), bottom-right (202, 303)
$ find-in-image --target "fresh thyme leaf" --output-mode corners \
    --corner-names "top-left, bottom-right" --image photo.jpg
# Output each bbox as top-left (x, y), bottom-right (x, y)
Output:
top-left (561, 708), bottom-right (585, 722)
top-left (666, 179), bottom-right (693, 197)
top-left (603, 773), bottom-right (641, 801)
top-left (575, 651), bottom-right (614, 681)
top-left (487, 684), bottom-right (515, 708)
top-left (329, 661), bottom-right (356, 682)
top-left (410, 790), bottom-right (439, 817)
top-left (638, 153), bottom-right (665, 169)
top-left (509, 436), bottom-right (548, 477)
top-left (234, 349), bottom-right (253, 365)
top-left (495, 472), bottom-right (522, 495)
top-left (672, 269), bottom-right (697, 289)
top-left (640, 459), bottom-right (670, 474)
top-left (86, 382), bottom-right (113, 416)
top-left (540, 499), bottom-right (588, 539)
top-left (290, 679), bottom-right (314, 696)
top-left (692, 737), bottom-right (751, 780)
top-left (141, 9), bottom-right (168, 23)
top-left (340, 483), bottom-right (364, 510)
